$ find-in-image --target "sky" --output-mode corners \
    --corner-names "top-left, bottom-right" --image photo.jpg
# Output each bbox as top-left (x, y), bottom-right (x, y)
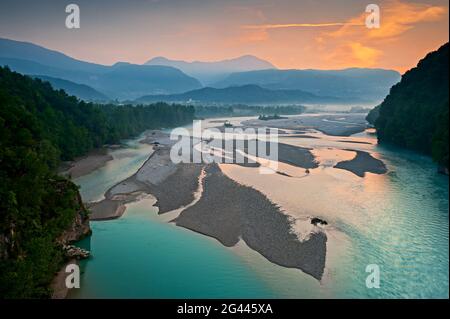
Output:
top-left (0, 0), bottom-right (448, 73)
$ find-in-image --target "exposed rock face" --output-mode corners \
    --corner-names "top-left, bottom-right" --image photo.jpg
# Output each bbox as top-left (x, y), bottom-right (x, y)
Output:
top-left (1, 193), bottom-right (91, 261)
top-left (0, 178), bottom-right (91, 299)
top-left (62, 245), bottom-right (90, 259)
top-left (57, 189), bottom-right (92, 244)
top-left (51, 185), bottom-right (91, 299)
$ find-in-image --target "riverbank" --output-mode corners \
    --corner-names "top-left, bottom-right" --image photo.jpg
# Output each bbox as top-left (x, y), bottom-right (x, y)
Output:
top-left (51, 259), bottom-right (78, 299)
top-left (87, 131), bottom-right (204, 219)
top-left (60, 148), bottom-right (114, 179)
top-left (242, 113), bottom-right (368, 137)
top-left (81, 128), bottom-right (329, 280)
top-left (77, 123), bottom-right (388, 280)
top-left (87, 128), bottom-right (327, 220)
top-left (68, 115), bottom-right (449, 298)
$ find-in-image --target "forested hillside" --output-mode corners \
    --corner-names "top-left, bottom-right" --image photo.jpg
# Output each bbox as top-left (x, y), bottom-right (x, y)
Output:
top-left (368, 43), bottom-right (449, 171)
top-left (33, 75), bottom-right (109, 102)
top-left (0, 67), bottom-right (194, 297)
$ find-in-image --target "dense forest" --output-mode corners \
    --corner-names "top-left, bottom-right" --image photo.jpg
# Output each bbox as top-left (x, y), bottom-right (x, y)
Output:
top-left (367, 43), bottom-right (449, 171)
top-left (0, 67), bottom-right (195, 298)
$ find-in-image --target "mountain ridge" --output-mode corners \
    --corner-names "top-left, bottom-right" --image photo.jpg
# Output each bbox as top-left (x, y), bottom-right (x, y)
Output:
top-left (145, 55), bottom-right (276, 85)
top-left (135, 84), bottom-right (352, 105)
top-left (1, 37), bottom-right (400, 103)
top-left (33, 75), bottom-right (110, 102)
top-left (213, 68), bottom-right (401, 104)
top-left (0, 38), bottom-right (202, 100)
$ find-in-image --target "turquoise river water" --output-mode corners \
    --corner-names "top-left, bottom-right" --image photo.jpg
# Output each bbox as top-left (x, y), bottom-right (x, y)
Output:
top-left (69, 119), bottom-right (449, 299)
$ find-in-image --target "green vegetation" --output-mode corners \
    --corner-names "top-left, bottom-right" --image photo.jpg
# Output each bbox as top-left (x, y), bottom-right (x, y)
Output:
top-left (367, 43), bottom-right (449, 170)
top-left (365, 105), bottom-right (380, 126)
top-left (0, 67), bottom-right (195, 298)
top-left (33, 75), bottom-right (109, 102)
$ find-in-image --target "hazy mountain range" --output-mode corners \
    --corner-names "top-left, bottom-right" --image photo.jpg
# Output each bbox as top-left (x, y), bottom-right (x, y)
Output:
top-left (135, 84), bottom-right (348, 105)
top-left (0, 37), bottom-right (401, 105)
top-left (0, 38), bottom-right (201, 100)
top-left (33, 75), bottom-right (109, 102)
top-left (145, 55), bottom-right (275, 85)
top-left (214, 68), bottom-right (401, 102)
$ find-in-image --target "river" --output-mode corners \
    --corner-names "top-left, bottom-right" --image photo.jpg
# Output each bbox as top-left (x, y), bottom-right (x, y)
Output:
top-left (69, 116), bottom-right (449, 299)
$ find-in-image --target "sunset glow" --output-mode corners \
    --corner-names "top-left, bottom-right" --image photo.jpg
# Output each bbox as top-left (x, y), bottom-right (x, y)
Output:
top-left (0, 0), bottom-right (448, 72)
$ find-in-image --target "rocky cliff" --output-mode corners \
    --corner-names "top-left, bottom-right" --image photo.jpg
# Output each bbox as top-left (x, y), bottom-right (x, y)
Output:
top-left (57, 185), bottom-right (92, 244)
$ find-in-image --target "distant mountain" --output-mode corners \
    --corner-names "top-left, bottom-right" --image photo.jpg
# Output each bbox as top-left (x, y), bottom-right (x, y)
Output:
top-left (96, 63), bottom-right (201, 100)
top-left (0, 57), bottom-right (89, 82)
top-left (214, 68), bottom-right (401, 104)
top-left (135, 84), bottom-right (346, 105)
top-left (0, 37), bottom-right (107, 74)
top-left (145, 55), bottom-right (275, 85)
top-left (33, 75), bottom-right (109, 102)
top-left (0, 38), bottom-right (202, 100)
top-left (369, 43), bottom-right (449, 171)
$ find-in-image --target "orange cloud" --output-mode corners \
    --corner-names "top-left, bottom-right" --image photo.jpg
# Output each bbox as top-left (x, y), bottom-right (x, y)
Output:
top-left (369, 2), bottom-right (446, 39)
top-left (323, 42), bottom-right (383, 68)
top-left (328, 0), bottom-right (447, 40)
top-left (237, 22), bottom-right (362, 44)
top-left (318, 0), bottom-right (447, 69)
top-left (234, 0), bottom-right (446, 69)
top-left (243, 22), bottom-right (364, 30)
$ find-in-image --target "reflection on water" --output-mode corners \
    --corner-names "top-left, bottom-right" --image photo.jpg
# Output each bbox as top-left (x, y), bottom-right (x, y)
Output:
top-left (70, 198), bottom-right (275, 299)
top-left (74, 136), bottom-right (153, 202)
top-left (221, 129), bottom-right (449, 298)
top-left (310, 148), bottom-right (356, 167)
top-left (72, 118), bottom-right (449, 299)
